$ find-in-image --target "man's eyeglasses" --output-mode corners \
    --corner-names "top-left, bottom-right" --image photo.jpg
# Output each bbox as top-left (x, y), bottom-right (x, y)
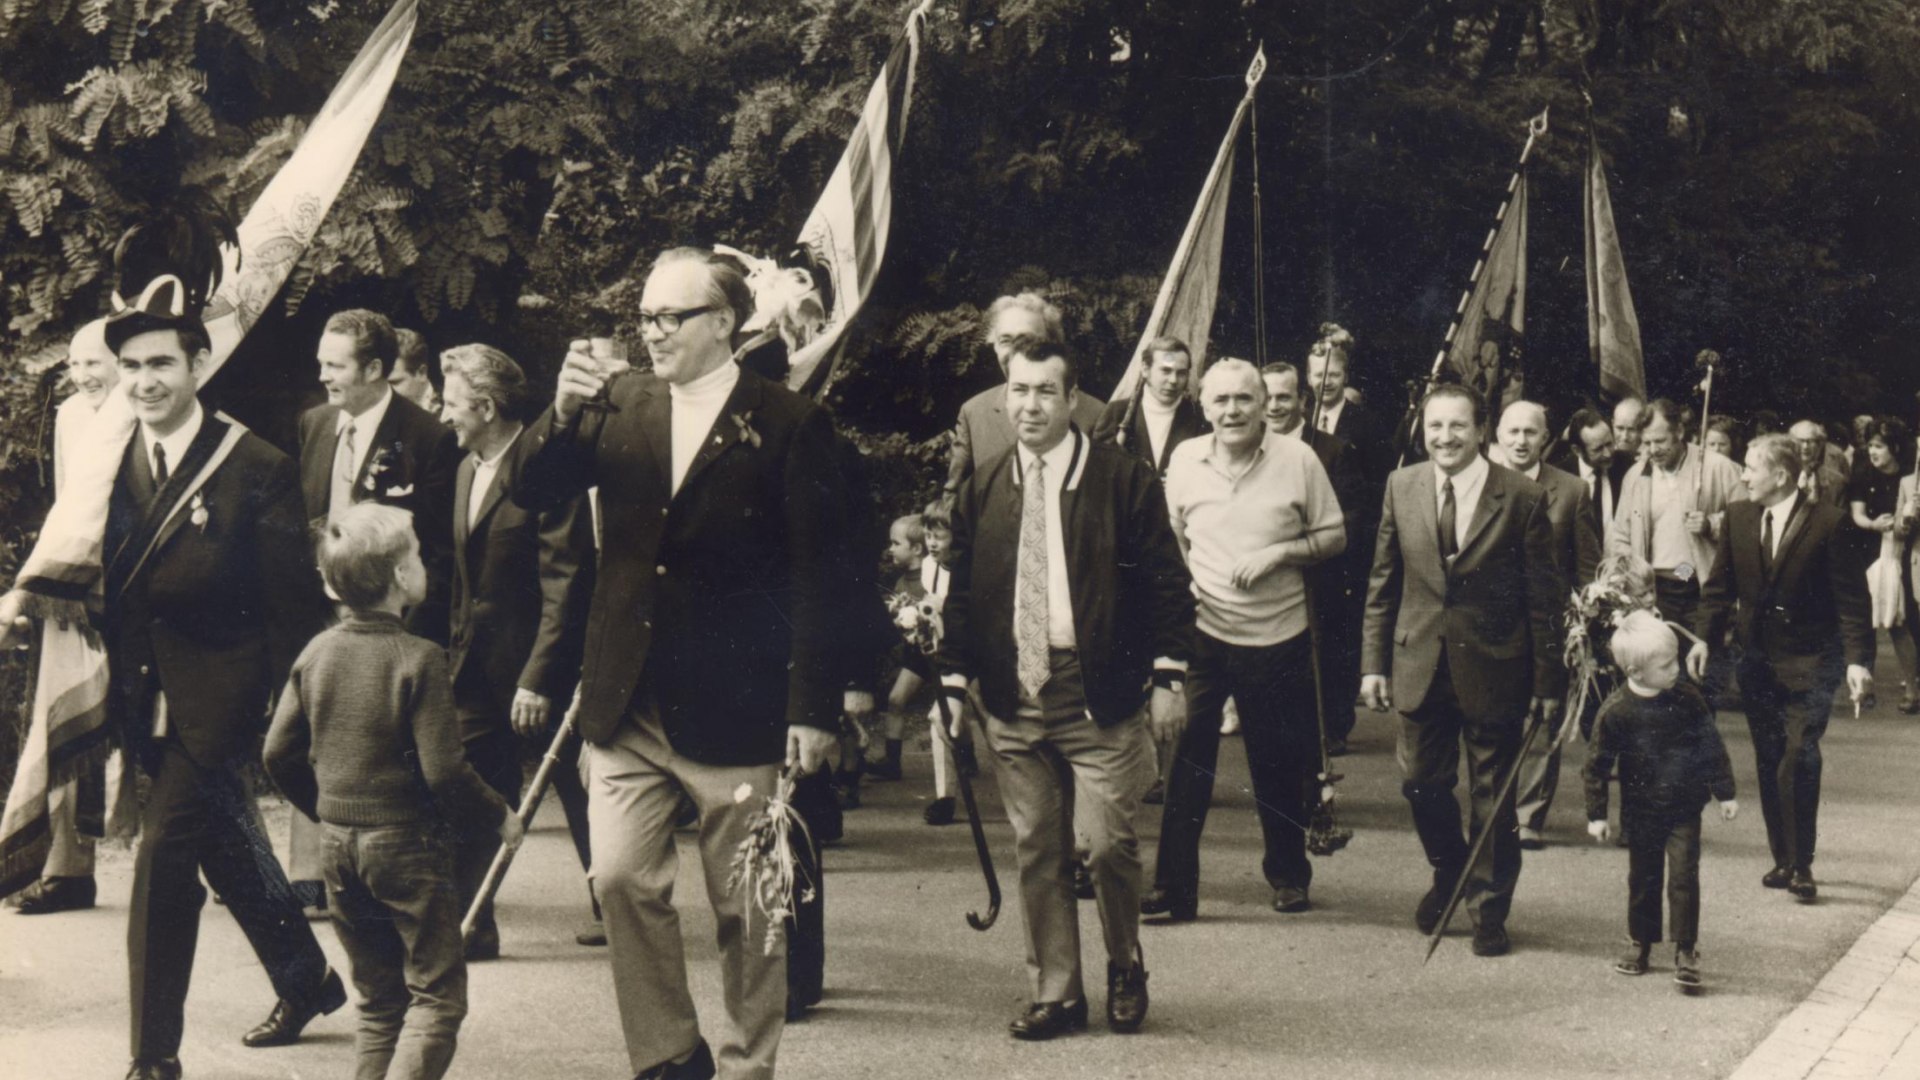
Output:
top-left (636, 306), bottom-right (717, 334)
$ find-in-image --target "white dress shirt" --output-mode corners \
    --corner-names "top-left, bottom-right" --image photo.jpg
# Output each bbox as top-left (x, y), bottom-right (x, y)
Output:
top-left (669, 360), bottom-right (741, 496)
top-left (1317, 396), bottom-right (1346, 434)
top-left (335, 386), bottom-right (396, 483)
top-left (1435, 453), bottom-right (1490, 553)
top-left (142, 402), bottom-right (205, 488)
top-left (1013, 433), bottom-right (1078, 649)
top-left (466, 426), bottom-right (523, 529)
top-left (1763, 496), bottom-right (1799, 557)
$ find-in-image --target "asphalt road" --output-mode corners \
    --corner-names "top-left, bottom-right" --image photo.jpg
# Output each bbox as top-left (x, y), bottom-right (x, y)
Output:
top-left (4, 687), bottom-right (1920, 1080)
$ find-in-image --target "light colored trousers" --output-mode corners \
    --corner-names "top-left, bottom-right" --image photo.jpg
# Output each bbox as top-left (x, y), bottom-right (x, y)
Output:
top-left (985, 708), bottom-right (1155, 1005)
top-left (587, 708), bottom-right (785, 1080)
top-left (44, 777), bottom-right (96, 877)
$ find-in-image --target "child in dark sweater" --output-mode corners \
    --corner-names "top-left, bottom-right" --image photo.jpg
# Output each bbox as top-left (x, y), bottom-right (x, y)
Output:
top-left (1584, 609), bottom-right (1737, 991)
top-left (265, 504), bottom-right (521, 1080)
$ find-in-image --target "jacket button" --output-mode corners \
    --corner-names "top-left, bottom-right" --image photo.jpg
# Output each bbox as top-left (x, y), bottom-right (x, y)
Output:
top-left (661, 508), bottom-right (669, 518)
top-left (655, 565), bottom-right (666, 576)
top-left (139, 664), bottom-right (150, 676)
top-left (642, 620), bottom-right (652, 630)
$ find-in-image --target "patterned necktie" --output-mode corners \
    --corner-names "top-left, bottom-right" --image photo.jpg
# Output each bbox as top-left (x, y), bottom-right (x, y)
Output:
top-left (152, 443), bottom-right (169, 488)
top-left (1015, 455), bottom-right (1051, 700)
top-left (1761, 506), bottom-right (1775, 575)
top-left (1439, 478), bottom-right (1459, 561)
top-left (330, 423), bottom-right (356, 520)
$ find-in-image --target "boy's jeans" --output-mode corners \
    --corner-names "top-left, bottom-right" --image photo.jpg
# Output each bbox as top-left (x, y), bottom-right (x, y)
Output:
top-left (322, 822), bottom-right (468, 1080)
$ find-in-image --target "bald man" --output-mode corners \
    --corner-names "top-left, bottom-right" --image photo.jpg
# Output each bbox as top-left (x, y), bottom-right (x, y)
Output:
top-left (1613, 396), bottom-right (1647, 463)
top-left (1496, 402), bottom-right (1599, 848)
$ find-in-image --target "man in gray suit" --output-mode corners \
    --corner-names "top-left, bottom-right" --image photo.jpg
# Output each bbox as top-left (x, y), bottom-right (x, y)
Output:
top-left (1361, 384), bottom-right (1565, 957)
top-left (944, 293), bottom-right (1105, 495)
top-left (1494, 401), bottom-right (1599, 849)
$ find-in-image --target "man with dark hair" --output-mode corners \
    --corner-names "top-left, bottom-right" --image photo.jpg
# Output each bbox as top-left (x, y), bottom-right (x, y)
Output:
top-left (287, 308), bottom-right (461, 914)
top-left (1362, 383), bottom-right (1564, 958)
top-left (0, 307), bottom-right (344, 1078)
top-left (389, 327), bottom-right (441, 412)
top-left (1692, 433), bottom-right (1873, 901)
top-left (1091, 335), bottom-right (1207, 476)
top-left (513, 246), bottom-right (854, 1080)
top-left (945, 292), bottom-right (1104, 495)
top-left (438, 344), bottom-right (596, 960)
top-left (937, 335), bottom-right (1193, 1040)
top-left (1609, 399), bottom-right (1746, 627)
top-left (1551, 407), bottom-right (1627, 539)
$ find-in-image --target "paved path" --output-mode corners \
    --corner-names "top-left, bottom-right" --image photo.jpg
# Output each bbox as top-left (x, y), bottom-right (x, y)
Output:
top-left (4, 691), bottom-right (1920, 1080)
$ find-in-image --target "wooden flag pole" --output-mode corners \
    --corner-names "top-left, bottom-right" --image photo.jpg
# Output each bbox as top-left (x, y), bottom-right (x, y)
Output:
top-left (1397, 107), bottom-right (1550, 466)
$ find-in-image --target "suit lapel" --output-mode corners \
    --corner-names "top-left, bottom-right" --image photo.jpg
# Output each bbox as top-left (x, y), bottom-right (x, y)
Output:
top-left (636, 379), bottom-right (672, 492)
top-left (109, 417), bottom-right (238, 600)
top-left (1457, 464), bottom-right (1507, 557)
top-left (303, 407), bottom-right (341, 514)
top-left (1768, 497), bottom-right (1814, 584)
top-left (674, 371), bottom-right (763, 502)
top-left (453, 455), bottom-right (475, 551)
top-left (355, 393), bottom-right (411, 498)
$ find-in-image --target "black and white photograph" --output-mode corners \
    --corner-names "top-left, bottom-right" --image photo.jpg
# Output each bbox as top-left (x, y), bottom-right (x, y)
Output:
top-left (2, 2), bottom-right (1919, 1079)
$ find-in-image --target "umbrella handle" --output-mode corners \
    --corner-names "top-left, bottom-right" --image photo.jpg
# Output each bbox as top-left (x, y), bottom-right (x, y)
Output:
top-left (934, 688), bottom-right (1000, 931)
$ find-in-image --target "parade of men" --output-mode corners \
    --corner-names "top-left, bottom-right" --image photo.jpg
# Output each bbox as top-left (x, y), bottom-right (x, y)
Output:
top-left (10, 5), bottom-right (1920, 1078)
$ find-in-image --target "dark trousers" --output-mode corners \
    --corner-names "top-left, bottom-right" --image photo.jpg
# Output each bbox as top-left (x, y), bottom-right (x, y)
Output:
top-left (452, 727), bottom-right (522, 946)
top-left (785, 770), bottom-right (833, 1005)
top-left (1655, 578), bottom-right (1729, 705)
top-left (1319, 553), bottom-right (1370, 742)
top-left (1625, 815), bottom-right (1702, 948)
top-left (322, 822), bottom-right (468, 1080)
top-left (1397, 661), bottom-right (1524, 927)
top-left (1155, 631), bottom-right (1317, 894)
top-left (130, 742), bottom-right (329, 1060)
top-left (1740, 656), bottom-right (1836, 872)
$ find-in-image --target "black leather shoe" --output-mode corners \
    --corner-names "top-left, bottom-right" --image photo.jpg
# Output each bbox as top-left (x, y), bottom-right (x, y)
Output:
top-left (12, 875), bottom-right (96, 914)
top-left (634, 1038), bottom-right (715, 1080)
top-left (1326, 736), bottom-right (1350, 757)
top-left (1072, 861), bottom-right (1096, 901)
top-left (1674, 947), bottom-right (1702, 992)
top-left (464, 929), bottom-right (500, 962)
top-left (1139, 886), bottom-right (1197, 922)
top-left (1471, 923), bottom-right (1511, 957)
top-left (1141, 779), bottom-right (1166, 805)
top-left (1415, 886), bottom-right (1447, 934)
top-left (1762, 866), bottom-right (1793, 889)
top-left (575, 920), bottom-right (608, 947)
top-left (1106, 960), bottom-right (1149, 1033)
top-left (922, 796), bottom-right (956, 826)
top-left (1271, 886), bottom-right (1311, 914)
top-left (126, 1058), bottom-right (181, 1080)
top-left (241, 969), bottom-right (346, 1047)
top-left (1008, 999), bottom-right (1087, 1041)
top-left (1789, 869), bottom-right (1818, 900)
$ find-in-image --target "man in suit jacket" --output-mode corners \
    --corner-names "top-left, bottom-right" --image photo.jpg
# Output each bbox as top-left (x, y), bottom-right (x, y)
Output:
top-left (937, 337), bottom-right (1193, 1041)
top-left (1090, 335), bottom-right (1207, 476)
top-left (438, 344), bottom-right (596, 960)
top-left (511, 247), bottom-right (852, 1080)
top-left (1692, 433), bottom-right (1874, 901)
top-left (1496, 402), bottom-right (1600, 848)
top-left (1790, 420), bottom-right (1850, 509)
top-left (1550, 407), bottom-right (1629, 541)
top-left (288, 308), bottom-right (461, 910)
top-left (1609, 399), bottom-right (1747, 629)
top-left (944, 293), bottom-right (1104, 495)
top-left (1361, 384), bottom-right (1565, 957)
top-left (1263, 360), bottom-right (1367, 751)
top-left (96, 314), bottom-right (340, 1078)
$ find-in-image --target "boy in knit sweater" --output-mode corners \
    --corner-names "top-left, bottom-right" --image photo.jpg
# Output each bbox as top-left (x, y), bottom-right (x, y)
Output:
top-left (1584, 609), bottom-right (1737, 992)
top-left (265, 504), bottom-right (522, 1079)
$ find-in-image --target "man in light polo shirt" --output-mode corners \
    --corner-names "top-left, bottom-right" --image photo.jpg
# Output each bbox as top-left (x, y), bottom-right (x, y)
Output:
top-left (1141, 359), bottom-right (1346, 921)
top-left (1609, 398), bottom-right (1746, 628)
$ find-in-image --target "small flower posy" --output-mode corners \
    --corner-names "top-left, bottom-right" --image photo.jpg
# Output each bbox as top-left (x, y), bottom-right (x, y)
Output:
top-left (362, 444), bottom-right (400, 492)
top-left (726, 772), bottom-right (815, 955)
top-left (189, 492), bottom-right (208, 531)
top-left (885, 591), bottom-right (943, 656)
top-left (730, 410), bottom-right (762, 449)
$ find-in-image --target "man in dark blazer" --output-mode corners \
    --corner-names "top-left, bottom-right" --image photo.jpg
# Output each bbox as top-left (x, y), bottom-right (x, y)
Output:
top-left (1362, 383), bottom-right (1565, 958)
top-left (1549, 407), bottom-right (1627, 541)
top-left (438, 344), bottom-right (596, 960)
top-left (937, 336), bottom-right (1193, 1041)
top-left (511, 247), bottom-right (851, 1080)
top-left (1090, 335), bottom-right (1207, 477)
top-left (288, 308), bottom-right (461, 910)
top-left (96, 313), bottom-right (339, 1078)
top-left (1264, 360), bottom-right (1367, 751)
top-left (944, 293), bottom-right (1104, 496)
top-left (1495, 401), bottom-right (1600, 849)
top-left (1692, 433), bottom-right (1874, 901)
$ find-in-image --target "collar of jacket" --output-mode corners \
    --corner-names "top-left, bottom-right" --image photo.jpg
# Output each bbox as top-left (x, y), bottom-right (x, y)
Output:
top-left (1012, 425), bottom-right (1091, 493)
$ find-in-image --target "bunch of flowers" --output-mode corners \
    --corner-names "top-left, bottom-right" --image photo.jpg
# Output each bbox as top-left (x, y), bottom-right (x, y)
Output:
top-left (1559, 569), bottom-right (1652, 749)
top-left (726, 773), bottom-right (816, 956)
top-left (885, 589), bottom-right (943, 657)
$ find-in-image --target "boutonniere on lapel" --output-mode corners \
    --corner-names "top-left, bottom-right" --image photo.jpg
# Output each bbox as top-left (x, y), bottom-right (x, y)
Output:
top-left (363, 442), bottom-right (402, 493)
top-left (189, 492), bottom-right (209, 532)
top-left (728, 410), bottom-right (762, 449)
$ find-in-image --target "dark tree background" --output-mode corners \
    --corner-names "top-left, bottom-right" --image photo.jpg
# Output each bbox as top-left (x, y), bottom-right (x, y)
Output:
top-left (3, 0), bottom-right (1918, 753)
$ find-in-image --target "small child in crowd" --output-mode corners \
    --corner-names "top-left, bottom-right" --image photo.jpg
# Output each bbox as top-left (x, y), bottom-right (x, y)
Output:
top-left (848, 513), bottom-right (929, 795)
top-left (265, 504), bottom-right (523, 1080)
top-left (1583, 609), bottom-right (1737, 992)
top-left (912, 500), bottom-right (969, 826)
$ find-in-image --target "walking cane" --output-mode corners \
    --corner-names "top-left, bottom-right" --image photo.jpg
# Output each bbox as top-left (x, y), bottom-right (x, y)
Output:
top-left (461, 707), bottom-right (577, 944)
top-left (932, 686), bottom-right (1000, 931)
top-left (1302, 584), bottom-right (1352, 856)
top-left (1421, 702), bottom-right (1551, 963)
